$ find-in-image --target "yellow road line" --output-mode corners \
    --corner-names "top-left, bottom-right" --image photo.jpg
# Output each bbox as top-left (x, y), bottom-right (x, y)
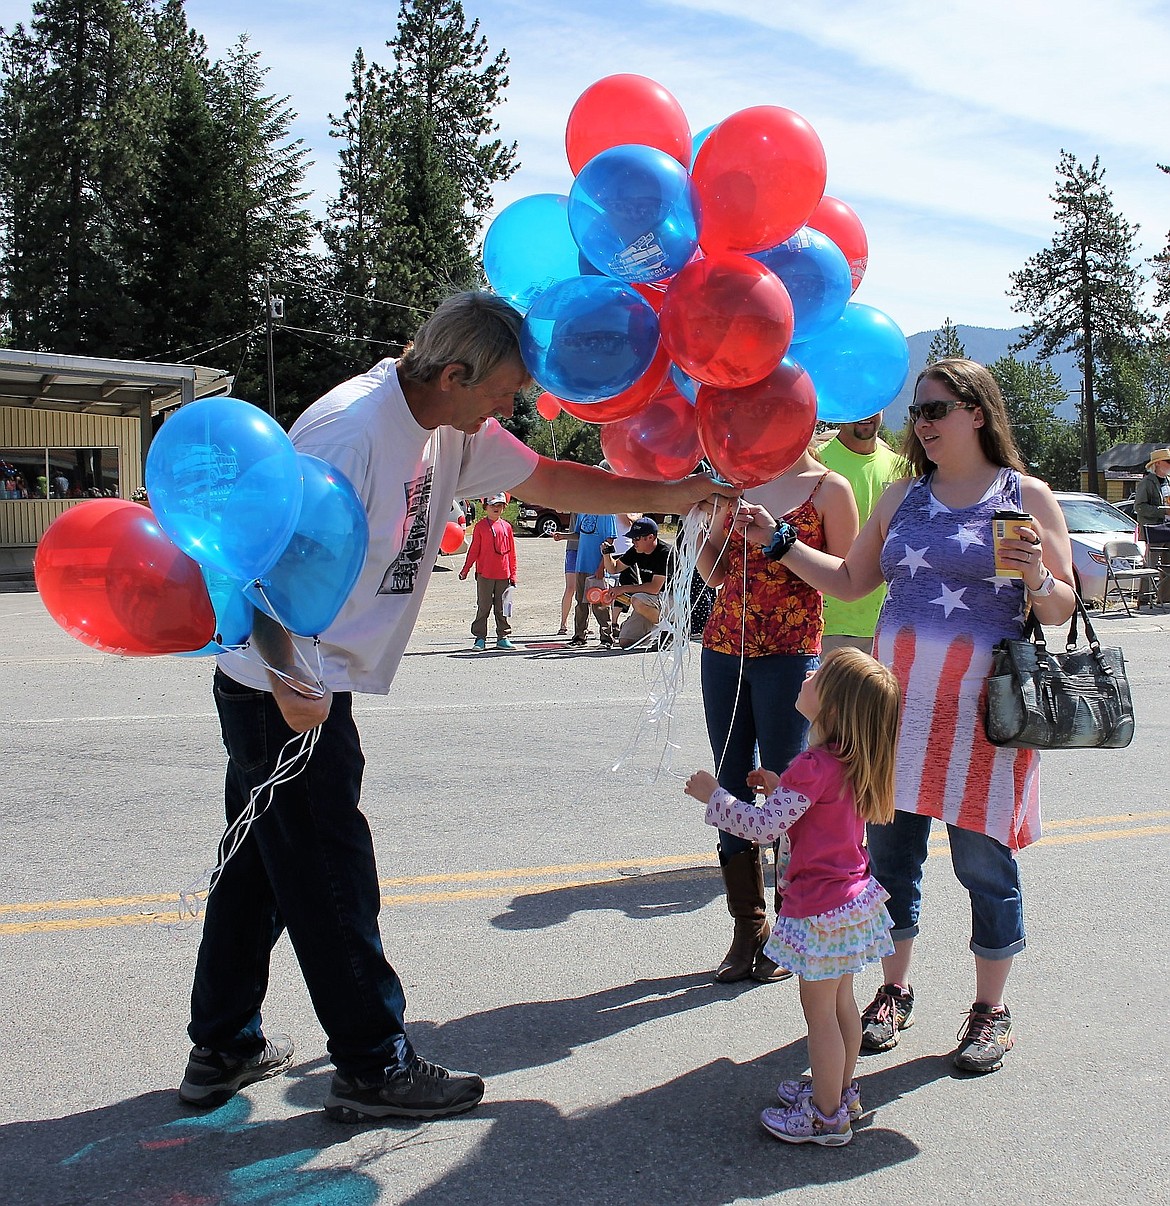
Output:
top-left (1, 819), bottom-right (1166, 936)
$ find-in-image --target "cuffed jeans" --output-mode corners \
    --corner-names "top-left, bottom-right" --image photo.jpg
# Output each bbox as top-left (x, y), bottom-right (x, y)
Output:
top-left (866, 810), bottom-right (1026, 959)
top-left (701, 648), bottom-right (815, 862)
top-left (188, 670), bottom-right (414, 1077)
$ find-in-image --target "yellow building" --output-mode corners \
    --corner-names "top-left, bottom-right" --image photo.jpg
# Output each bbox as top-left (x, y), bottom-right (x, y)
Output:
top-left (0, 350), bottom-right (230, 581)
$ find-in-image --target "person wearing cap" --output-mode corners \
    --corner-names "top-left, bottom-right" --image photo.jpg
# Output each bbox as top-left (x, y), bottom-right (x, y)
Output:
top-left (601, 516), bottom-right (674, 648)
top-left (1133, 449), bottom-right (1170, 541)
top-left (459, 493), bottom-right (518, 650)
top-left (1134, 448), bottom-right (1170, 602)
top-left (184, 291), bottom-right (739, 1129)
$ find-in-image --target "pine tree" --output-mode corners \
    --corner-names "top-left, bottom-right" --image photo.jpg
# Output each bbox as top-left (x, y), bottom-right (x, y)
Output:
top-left (321, 48), bottom-right (410, 355)
top-left (1099, 342), bottom-right (1170, 445)
top-left (0, 0), bottom-right (159, 354)
top-left (989, 354), bottom-right (1078, 486)
top-left (1153, 163), bottom-right (1170, 315)
top-left (202, 35), bottom-right (315, 406)
top-left (926, 317), bottom-right (966, 363)
top-left (1009, 151), bottom-right (1152, 495)
top-left (380, 0), bottom-right (517, 324)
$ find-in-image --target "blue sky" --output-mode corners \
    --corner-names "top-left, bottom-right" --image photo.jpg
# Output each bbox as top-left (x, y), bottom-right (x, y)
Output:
top-left (2, 0), bottom-right (1167, 337)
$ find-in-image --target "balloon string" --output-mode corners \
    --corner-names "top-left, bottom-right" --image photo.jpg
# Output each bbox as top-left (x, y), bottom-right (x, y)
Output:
top-left (166, 597), bottom-right (326, 929)
top-left (246, 581), bottom-right (327, 698)
top-left (712, 500), bottom-right (750, 784)
top-left (611, 503), bottom-right (719, 782)
top-left (174, 724), bottom-right (322, 924)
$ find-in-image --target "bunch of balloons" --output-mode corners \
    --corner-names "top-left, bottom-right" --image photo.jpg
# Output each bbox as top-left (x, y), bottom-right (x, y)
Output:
top-left (484, 74), bottom-right (910, 487)
top-left (35, 397), bottom-right (369, 657)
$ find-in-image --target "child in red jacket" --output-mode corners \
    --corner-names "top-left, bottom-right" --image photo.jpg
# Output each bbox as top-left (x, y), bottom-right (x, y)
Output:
top-left (459, 494), bottom-right (518, 650)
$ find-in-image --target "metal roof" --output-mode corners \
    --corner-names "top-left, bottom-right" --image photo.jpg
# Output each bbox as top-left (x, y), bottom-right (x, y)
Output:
top-left (0, 349), bottom-right (231, 417)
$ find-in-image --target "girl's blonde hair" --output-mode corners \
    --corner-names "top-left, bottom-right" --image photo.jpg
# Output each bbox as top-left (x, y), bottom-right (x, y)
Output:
top-left (806, 647), bottom-right (900, 824)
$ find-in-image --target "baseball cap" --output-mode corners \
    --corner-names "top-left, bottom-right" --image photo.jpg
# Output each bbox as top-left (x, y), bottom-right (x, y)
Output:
top-left (485, 493), bottom-right (507, 505)
top-left (629, 517), bottom-right (658, 539)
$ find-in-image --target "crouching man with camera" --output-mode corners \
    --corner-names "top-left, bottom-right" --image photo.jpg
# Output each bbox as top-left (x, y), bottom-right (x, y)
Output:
top-left (600, 517), bottom-right (675, 649)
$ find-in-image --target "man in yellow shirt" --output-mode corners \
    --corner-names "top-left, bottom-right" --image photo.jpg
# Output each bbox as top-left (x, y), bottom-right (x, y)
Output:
top-left (817, 413), bottom-right (906, 654)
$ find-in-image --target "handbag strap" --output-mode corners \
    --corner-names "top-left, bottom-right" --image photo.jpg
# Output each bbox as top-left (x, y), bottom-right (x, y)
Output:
top-left (1021, 591), bottom-right (1113, 674)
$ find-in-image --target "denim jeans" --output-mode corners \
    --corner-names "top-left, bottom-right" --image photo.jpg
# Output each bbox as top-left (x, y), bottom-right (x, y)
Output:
top-left (701, 648), bottom-right (815, 861)
top-left (865, 810), bottom-right (1026, 959)
top-left (189, 670), bottom-right (414, 1077)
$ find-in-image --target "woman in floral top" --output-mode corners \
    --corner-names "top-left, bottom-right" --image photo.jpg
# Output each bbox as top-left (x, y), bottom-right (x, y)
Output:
top-left (697, 447), bottom-right (858, 984)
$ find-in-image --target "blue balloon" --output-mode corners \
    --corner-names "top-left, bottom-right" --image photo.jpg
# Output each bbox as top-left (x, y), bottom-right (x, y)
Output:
top-left (483, 194), bottom-right (581, 314)
top-left (795, 303), bottom-right (911, 424)
top-left (670, 362), bottom-right (700, 404)
top-left (752, 228), bottom-right (853, 344)
top-left (521, 276), bottom-right (660, 404)
top-left (244, 455), bottom-right (369, 638)
top-left (568, 144), bottom-right (700, 285)
top-left (146, 397), bottom-right (302, 581)
top-left (690, 124), bottom-right (716, 168)
top-left (177, 567), bottom-right (254, 656)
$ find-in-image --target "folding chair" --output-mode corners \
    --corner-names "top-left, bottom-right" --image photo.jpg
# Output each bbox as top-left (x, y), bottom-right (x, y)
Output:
top-left (1100, 540), bottom-right (1161, 616)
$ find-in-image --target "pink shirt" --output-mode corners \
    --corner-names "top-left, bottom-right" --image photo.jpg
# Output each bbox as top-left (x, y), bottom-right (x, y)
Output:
top-left (705, 748), bottom-right (870, 919)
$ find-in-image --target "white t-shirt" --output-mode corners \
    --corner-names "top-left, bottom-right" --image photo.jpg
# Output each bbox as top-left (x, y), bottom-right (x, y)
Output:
top-left (218, 359), bottom-right (539, 694)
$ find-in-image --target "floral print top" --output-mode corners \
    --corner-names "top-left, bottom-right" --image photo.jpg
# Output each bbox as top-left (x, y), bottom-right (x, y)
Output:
top-left (702, 475), bottom-right (828, 657)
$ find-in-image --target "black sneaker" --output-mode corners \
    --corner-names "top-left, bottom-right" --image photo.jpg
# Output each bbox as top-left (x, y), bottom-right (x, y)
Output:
top-left (953, 1003), bottom-right (1014, 1073)
top-left (178, 1034), bottom-right (294, 1107)
top-left (859, 983), bottom-right (915, 1051)
top-left (567, 635), bottom-right (586, 647)
top-left (324, 1056), bottom-right (485, 1122)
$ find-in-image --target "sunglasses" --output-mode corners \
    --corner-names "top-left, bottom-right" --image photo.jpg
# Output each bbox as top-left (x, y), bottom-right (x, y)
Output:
top-left (907, 399), bottom-right (979, 423)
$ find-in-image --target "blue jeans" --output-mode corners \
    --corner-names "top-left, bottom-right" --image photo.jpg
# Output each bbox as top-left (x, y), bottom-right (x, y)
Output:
top-left (189, 670), bottom-right (414, 1077)
top-left (701, 648), bottom-right (815, 861)
top-left (866, 811), bottom-right (1025, 960)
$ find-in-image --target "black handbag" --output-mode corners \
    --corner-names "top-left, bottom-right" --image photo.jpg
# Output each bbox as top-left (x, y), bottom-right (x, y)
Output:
top-left (984, 595), bottom-right (1134, 750)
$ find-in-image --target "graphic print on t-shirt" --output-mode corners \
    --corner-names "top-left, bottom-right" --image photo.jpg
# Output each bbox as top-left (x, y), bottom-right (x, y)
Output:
top-left (379, 469), bottom-right (432, 594)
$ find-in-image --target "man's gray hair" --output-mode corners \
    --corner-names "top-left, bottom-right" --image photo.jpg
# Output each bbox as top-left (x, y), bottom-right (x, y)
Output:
top-left (399, 292), bottom-right (526, 386)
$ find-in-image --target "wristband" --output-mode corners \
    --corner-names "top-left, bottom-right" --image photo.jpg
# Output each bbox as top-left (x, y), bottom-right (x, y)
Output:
top-left (762, 521), bottom-right (798, 562)
top-left (1025, 567), bottom-right (1056, 597)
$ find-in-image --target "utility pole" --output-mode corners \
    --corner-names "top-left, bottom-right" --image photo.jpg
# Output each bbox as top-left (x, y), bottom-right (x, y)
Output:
top-left (264, 279), bottom-right (284, 419)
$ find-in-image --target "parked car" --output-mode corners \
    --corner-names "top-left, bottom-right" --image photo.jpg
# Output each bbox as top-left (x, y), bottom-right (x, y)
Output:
top-left (518, 502), bottom-right (570, 536)
top-left (1052, 491), bottom-right (1146, 605)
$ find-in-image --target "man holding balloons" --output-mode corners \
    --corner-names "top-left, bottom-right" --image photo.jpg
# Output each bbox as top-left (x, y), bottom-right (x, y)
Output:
top-left (180, 291), bottom-right (737, 1125)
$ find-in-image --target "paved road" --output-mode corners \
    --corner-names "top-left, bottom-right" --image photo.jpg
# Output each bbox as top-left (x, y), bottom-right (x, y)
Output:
top-left (1, 534), bottom-right (1167, 1204)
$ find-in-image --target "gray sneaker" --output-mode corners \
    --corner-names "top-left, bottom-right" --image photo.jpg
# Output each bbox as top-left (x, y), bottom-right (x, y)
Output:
top-left (953, 1003), bottom-right (1014, 1073)
top-left (178, 1034), bottom-right (294, 1107)
top-left (860, 983), bottom-right (915, 1051)
top-left (325, 1056), bottom-right (485, 1122)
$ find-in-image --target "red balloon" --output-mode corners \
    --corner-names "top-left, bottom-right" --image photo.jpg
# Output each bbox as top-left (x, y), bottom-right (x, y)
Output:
top-left (440, 521), bottom-right (465, 554)
top-left (808, 195), bottom-right (868, 291)
top-left (660, 254), bottom-right (794, 389)
top-left (565, 74), bottom-right (691, 175)
top-left (695, 360), bottom-right (818, 488)
top-left (692, 106), bottom-right (827, 254)
top-left (536, 393), bottom-right (562, 421)
top-left (556, 341), bottom-right (672, 424)
top-left (600, 384), bottom-right (703, 481)
top-left (34, 499), bottom-right (215, 655)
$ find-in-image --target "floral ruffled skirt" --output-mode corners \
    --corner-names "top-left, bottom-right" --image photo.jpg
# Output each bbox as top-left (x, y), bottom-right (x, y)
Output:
top-left (763, 876), bottom-right (894, 981)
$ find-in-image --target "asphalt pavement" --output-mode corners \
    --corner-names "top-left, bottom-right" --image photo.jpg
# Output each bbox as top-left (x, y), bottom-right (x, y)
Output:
top-left (1, 532), bottom-right (1167, 1205)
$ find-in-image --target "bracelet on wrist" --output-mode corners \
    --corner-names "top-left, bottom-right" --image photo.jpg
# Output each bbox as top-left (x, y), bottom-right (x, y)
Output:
top-left (1025, 567), bottom-right (1056, 597)
top-left (762, 521), bottom-right (798, 562)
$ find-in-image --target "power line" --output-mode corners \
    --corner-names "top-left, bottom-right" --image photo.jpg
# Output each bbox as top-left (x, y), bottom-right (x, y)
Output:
top-left (278, 323), bottom-right (406, 351)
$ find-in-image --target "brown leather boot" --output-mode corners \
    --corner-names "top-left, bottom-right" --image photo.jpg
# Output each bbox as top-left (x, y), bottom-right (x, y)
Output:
top-left (714, 847), bottom-right (770, 983)
top-left (752, 844), bottom-right (793, 983)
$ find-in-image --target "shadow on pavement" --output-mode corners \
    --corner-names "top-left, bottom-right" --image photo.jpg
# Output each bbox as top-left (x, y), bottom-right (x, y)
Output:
top-left (492, 865), bottom-right (722, 931)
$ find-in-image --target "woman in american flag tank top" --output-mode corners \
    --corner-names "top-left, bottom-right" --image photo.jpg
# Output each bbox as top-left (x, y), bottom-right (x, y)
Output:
top-left (724, 359), bottom-right (1077, 1074)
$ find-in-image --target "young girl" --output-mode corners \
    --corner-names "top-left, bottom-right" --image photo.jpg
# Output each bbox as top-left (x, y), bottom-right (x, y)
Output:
top-left (685, 647), bottom-right (900, 1146)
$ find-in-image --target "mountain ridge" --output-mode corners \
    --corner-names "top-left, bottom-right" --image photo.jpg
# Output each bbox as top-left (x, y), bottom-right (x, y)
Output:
top-left (886, 325), bottom-right (1080, 423)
